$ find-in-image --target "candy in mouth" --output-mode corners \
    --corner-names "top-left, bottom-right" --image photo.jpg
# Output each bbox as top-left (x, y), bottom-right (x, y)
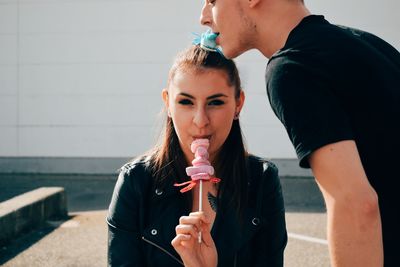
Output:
top-left (192, 30), bottom-right (224, 56)
top-left (200, 30), bottom-right (220, 51)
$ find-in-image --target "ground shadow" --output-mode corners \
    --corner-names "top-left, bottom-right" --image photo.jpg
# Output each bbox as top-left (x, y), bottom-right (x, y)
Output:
top-left (0, 215), bottom-right (75, 265)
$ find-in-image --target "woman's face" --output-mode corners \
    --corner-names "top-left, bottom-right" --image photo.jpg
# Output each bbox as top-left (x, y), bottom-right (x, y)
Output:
top-left (163, 68), bottom-right (244, 163)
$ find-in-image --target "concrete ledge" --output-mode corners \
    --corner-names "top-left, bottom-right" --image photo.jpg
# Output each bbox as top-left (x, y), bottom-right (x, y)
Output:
top-left (0, 187), bottom-right (68, 246)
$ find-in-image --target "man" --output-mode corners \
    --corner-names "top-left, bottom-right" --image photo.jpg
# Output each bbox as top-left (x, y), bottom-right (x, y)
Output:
top-left (200, 0), bottom-right (400, 266)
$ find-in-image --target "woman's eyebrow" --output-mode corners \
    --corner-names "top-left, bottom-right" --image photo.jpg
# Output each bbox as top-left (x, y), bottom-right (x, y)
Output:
top-left (178, 92), bottom-right (228, 99)
top-left (207, 93), bottom-right (228, 100)
top-left (178, 92), bottom-right (195, 99)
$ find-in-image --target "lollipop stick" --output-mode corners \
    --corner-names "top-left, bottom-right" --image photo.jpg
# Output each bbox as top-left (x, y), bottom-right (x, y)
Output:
top-left (198, 180), bottom-right (203, 243)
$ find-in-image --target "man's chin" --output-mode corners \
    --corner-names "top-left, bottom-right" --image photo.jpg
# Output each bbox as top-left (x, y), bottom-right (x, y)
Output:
top-left (222, 48), bottom-right (245, 59)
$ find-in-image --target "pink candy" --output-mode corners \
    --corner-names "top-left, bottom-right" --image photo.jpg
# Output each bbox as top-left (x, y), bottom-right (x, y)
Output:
top-left (174, 138), bottom-right (221, 193)
top-left (186, 165), bottom-right (214, 177)
top-left (190, 138), bottom-right (209, 153)
top-left (186, 139), bottom-right (214, 180)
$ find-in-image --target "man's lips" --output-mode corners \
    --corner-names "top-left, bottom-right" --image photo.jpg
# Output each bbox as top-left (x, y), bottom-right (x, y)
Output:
top-left (214, 32), bottom-right (220, 44)
top-left (215, 36), bottom-right (220, 45)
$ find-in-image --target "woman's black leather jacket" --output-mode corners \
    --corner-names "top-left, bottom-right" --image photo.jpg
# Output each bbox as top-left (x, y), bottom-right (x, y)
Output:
top-left (107, 155), bottom-right (287, 267)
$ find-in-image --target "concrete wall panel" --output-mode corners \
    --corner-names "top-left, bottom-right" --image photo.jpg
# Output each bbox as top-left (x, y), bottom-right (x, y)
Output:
top-left (0, 127), bottom-right (17, 155)
top-left (0, 0), bottom-right (398, 161)
top-left (0, 66), bottom-right (17, 95)
top-left (18, 125), bottom-right (157, 157)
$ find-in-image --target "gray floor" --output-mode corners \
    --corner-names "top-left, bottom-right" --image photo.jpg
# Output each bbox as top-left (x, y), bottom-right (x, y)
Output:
top-left (0, 174), bottom-right (329, 266)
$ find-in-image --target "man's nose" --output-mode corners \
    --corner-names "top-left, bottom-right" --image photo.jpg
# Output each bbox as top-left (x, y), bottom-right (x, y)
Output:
top-left (200, 2), bottom-right (211, 26)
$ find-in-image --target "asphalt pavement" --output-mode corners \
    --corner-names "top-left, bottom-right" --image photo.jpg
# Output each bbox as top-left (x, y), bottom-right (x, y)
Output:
top-left (0, 173), bottom-right (329, 266)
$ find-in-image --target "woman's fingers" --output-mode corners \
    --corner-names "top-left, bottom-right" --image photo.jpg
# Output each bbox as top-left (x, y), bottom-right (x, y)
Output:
top-left (172, 212), bottom-right (218, 267)
top-left (200, 225), bottom-right (214, 247)
top-left (188, 211), bottom-right (211, 223)
top-left (180, 212), bottom-right (211, 228)
top-left (179, 215), bottom-right (202, 228)
top-left (171, 234), bottom-right (191, 248)
top-left (180, 212), bottom-right (209, 224)
top-left (174, 211), bottom-right (214, 247)
top-left (175, 224), bottom-right (199, 238)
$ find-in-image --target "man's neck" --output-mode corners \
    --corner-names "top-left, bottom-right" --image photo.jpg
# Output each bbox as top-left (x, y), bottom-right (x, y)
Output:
top-left (255, 2), bottom-right (310, 58)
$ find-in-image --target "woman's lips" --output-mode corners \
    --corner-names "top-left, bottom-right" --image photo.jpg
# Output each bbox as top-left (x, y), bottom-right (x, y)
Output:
top-left (192, 135), bottom-right (211, 140)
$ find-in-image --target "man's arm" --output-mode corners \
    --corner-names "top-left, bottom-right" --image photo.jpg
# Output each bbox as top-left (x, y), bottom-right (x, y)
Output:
top-left (309, 140), bottom-right (383, 267)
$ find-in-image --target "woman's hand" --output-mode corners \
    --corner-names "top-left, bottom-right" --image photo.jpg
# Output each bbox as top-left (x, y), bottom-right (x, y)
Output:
top-left (171, 211), bottom-right (217, 267)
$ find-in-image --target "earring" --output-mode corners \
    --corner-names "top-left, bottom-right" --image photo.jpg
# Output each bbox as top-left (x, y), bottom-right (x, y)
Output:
top-left (234, 112), bottom-right (240, 120)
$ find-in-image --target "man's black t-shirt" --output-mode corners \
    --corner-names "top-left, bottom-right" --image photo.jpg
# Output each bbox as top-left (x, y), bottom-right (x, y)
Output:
top-left (266, 15), bottom-right (400, 265)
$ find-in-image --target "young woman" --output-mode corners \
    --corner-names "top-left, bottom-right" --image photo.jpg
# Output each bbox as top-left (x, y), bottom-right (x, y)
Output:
top-left (107, 45), bottom-right (287, 267)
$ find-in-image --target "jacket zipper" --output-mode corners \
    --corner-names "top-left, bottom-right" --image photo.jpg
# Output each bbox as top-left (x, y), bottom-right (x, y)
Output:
top-left (142, 236), bottom-right (184, 266)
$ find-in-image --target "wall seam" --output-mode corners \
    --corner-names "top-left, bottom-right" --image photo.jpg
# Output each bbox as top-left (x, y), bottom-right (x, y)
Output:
top-left (16, 0), bottom-right (20, 156)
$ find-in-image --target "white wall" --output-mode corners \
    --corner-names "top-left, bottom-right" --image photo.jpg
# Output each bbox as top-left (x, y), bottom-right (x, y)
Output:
top-left (0, 0), bottom-right (399, 159)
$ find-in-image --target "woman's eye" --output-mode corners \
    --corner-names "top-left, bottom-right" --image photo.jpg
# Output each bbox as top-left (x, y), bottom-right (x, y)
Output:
top-left (208, 99), bottom-right (224, 106)
top-left (178, 99), bottom-right (193, 105)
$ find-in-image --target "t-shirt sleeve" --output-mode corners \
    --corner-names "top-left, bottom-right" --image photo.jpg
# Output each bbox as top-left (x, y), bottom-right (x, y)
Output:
top-left (266, 57), bottom-right (354, 168)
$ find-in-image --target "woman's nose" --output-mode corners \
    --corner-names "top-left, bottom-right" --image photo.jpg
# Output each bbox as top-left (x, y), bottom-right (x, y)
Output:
top-left (200, 2), bottom-right (212, 26)
top-left (193, 107), bottom-right (210, 128)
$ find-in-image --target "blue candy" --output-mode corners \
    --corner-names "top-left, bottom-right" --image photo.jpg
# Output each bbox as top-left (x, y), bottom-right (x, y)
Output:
top-left (193, 30), bottom-right (224, 56)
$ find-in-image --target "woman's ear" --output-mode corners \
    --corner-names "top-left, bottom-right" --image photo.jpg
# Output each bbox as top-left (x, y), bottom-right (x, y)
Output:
top-left (236, 90), bottom-right (245, 114)
top-left (162, 88), bottom-right (171, 117)
top-left (162, 88), bottom-right (169, 107)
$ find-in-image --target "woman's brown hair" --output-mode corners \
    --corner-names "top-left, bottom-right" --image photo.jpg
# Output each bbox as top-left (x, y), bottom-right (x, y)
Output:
top-left (148, 45), bottom-right (249, 215)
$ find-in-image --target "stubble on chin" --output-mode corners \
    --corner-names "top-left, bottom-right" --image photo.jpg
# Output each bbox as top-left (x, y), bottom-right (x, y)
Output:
top-left (216, 2), bottom-right (257, 59)
top-left (225, 6), bottom-right (257, 59)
